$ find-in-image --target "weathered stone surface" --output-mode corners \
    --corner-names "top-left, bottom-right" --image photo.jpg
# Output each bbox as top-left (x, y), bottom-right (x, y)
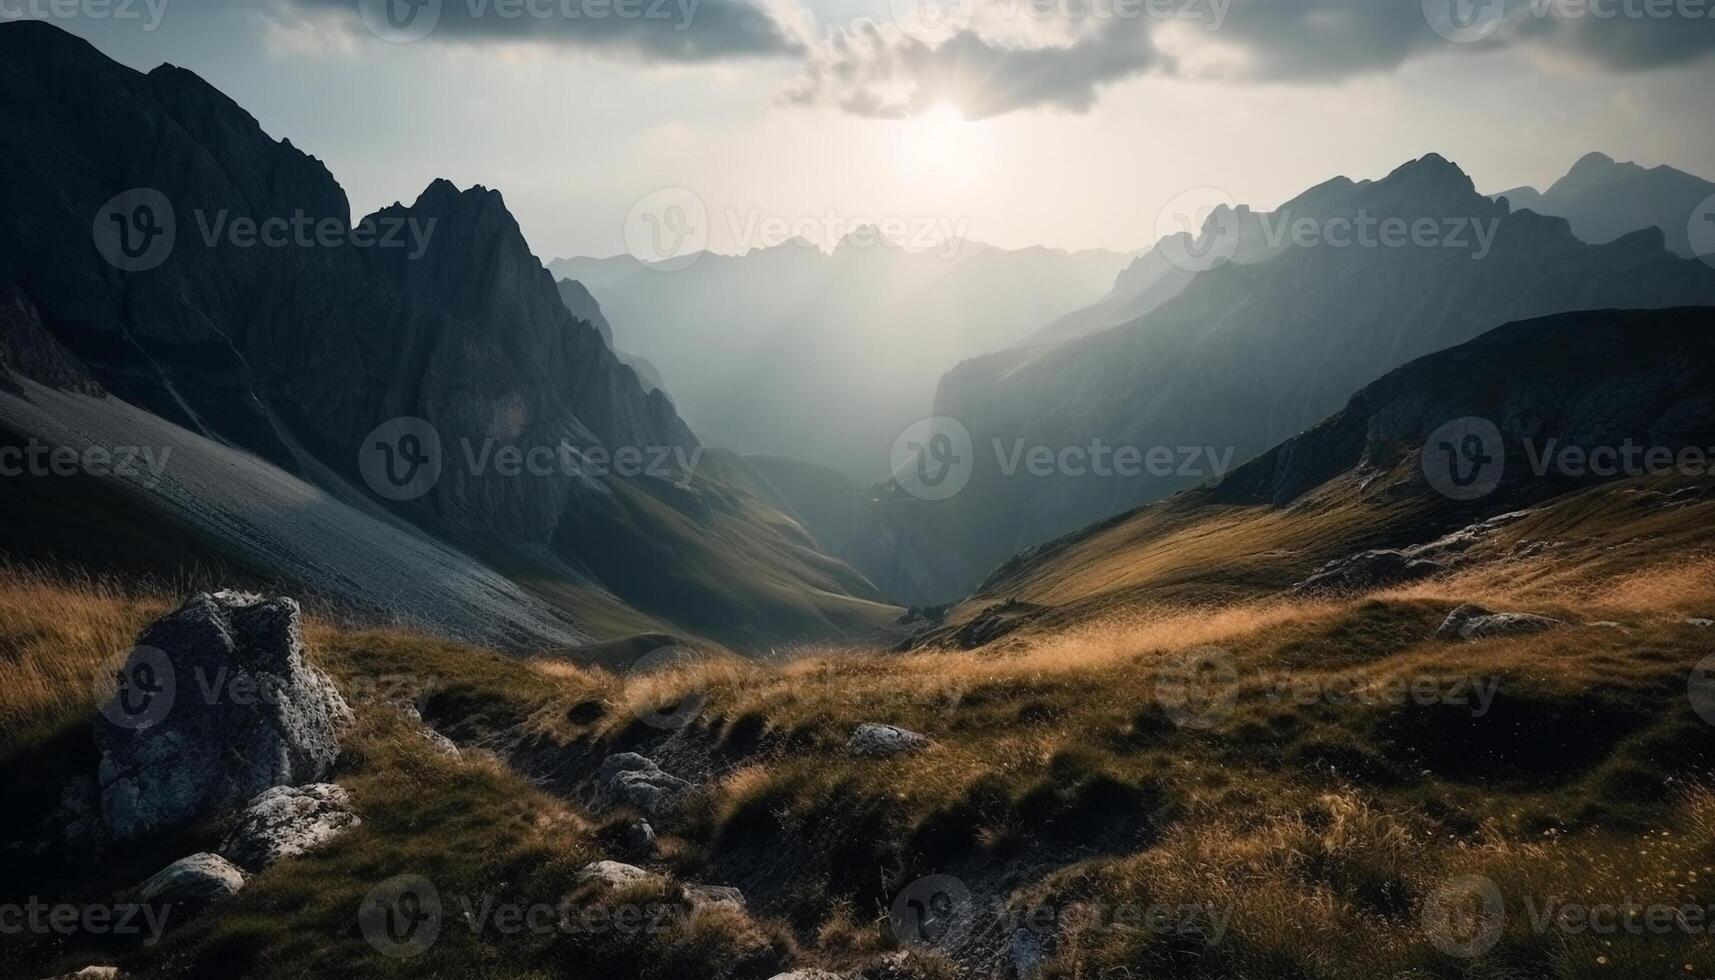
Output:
top-left (1435, 603), bottom-right (1563, 642)
top-left (598, 753), bottom-right (693, 815)
top-left (687, 883), bottom-right (747, 910)
top-left (847, 724), bottom-right (931, 758)
top-left (219, 783), bottom-right (360, 871)
top-left (135, 853), bottom-right (245, 908)
top-left (576, 860), bottom-right (655, 889)
top-left (767, 971), bottom-right (844, 980)
top-left (1292, 549), bottom-right (1445, 595)
top-left (95, 592), bottom-right (351, 839)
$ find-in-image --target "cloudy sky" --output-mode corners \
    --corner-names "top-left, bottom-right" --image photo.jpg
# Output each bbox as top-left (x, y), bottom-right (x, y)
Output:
top-left (23, 0), bottom-right (1715, 257)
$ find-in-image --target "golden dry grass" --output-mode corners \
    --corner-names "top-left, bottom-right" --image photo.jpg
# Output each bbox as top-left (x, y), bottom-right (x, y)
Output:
top-left (0, 562), bottom-right (169, 755)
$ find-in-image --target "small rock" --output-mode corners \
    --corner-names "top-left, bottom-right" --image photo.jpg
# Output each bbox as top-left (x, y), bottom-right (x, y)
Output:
top-left (135, 852), bottom-right (245, 909)
top-left (1587, 621), bottom-right (1627, 631)
top-left (1011, 928), bottom-right (1044, 979)
top-left (1435, 603), bottom-right (1562, 642)
top-left (847, 724), bottom-right (931, 758)
top-left (598, 753), bottom-right (693, 815)
top-left (219, 783), bottom-right (359, 872)
top-left (1688, 618), bottom-right (1713, 628)
top-left (687, 883), bottom-right (747, 910)
top-left (42, 968), bottom-right (124, 980)
top-left (419, 728), bottom-right (460, 758)
top-left (95, 592), bottom-right (351, 839)
top-left (623, 818), bottom-right (657, 851)
top-left (576, 860), bottom-right (656, 889)
top-left (768, 972), bottom-right (844, 980)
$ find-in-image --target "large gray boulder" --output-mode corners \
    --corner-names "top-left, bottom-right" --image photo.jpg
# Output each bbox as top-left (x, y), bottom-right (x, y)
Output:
top-left (847, 724), bottom-right (931, 758)
top-left (135, 852), bottom-right (246, 909)
top-left (598, 753), bottom-right (693, 815)
top-left (95, 592), bottom-right (351, 839)
top-left (219, 783), bottom-right (360, 871)
top-left (1435, 603), bottom-right (1563, 642)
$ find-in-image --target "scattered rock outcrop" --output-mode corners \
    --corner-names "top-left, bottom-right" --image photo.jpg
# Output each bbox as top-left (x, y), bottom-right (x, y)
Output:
top-left (1291, 511), bottom-right (1535, 595)
top-left (135, 853), bottom-right (245, 909)
top-left (1435, 603), bottom-right (1563, 641)
top-left (95, 592), bottom-right (351, 839)
top-left (219, 783), bottom-right (360, 872)
top-left (598, 754), bottom-right (693, 815)
top-left (847, 724), bottom-right (931, 758)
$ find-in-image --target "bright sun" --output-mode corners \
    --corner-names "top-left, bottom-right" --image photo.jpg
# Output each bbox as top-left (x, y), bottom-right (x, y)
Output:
top-left (894, 103), bottom-right (982, 189)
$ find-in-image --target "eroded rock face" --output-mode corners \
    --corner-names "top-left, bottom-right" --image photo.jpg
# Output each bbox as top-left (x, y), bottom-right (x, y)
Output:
top-left (95, 592), bottom-right (351, 839)
top-left (847, 724), bottom-right (931, 759)
top-left (135, 853), bottom-right (245, 908)
top-left (598, 753), bottom-right (693, 815)
top-left (1292, 549), bottom-right (1445, 595)
top-left (1435, 603), bottom-right (1563, 641)
top-left (219, 783), bottom-right (360, 872)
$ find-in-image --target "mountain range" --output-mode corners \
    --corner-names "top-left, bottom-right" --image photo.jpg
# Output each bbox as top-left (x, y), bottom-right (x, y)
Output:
top-left (0, 21), bottom-right (891, 652)
top-left (762, 154), bottom-right (1715, 604)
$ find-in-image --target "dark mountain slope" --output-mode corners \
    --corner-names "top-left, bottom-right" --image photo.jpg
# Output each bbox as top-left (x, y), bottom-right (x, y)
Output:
top-left (0, 21), bottom-right (890, 649)
top-left (964, 307), bottom-right (1715, 624)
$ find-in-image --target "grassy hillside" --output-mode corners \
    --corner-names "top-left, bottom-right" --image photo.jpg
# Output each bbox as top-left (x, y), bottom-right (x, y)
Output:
top-left (5, 543), bottom-right (1713, 979)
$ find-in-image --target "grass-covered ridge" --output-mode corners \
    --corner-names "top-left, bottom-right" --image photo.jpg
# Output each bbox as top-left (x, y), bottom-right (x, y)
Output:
top-left (3, 548), bottom-right (1714, 979)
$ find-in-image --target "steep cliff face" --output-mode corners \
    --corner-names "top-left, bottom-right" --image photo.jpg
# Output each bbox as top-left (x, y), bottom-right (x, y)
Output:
top-left (0, 21), bottom-right (887, 646)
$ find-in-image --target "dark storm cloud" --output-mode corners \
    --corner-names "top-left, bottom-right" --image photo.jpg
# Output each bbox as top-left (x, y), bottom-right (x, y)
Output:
top-left (794, 0), bottom-right (1715, 119)
top-left (284, 0), bottom-right (803, 61)
top-left (786, 16), bottom-right (1157, 119)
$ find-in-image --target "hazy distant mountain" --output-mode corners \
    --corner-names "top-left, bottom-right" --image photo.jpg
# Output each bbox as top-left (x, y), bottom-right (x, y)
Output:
top-left (0, 21), bottom-right (889, 648)
top-left (552, 238), bottom-right (1129, 479)
top-left (867, 154), bottom-right (1715, 603)
top-left (1494, 152), bottom-right (1715, 258)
